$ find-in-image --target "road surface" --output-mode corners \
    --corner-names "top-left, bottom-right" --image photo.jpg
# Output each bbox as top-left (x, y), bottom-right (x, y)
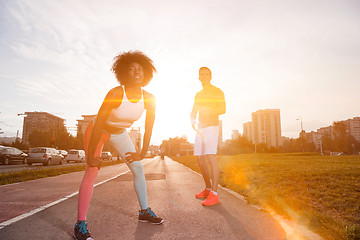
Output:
top-left (0, 157), bottom-right (319, 239)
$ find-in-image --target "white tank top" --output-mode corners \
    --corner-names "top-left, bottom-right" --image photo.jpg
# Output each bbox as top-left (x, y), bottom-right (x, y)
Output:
top-left (106, 87), bottom-right (145, 128)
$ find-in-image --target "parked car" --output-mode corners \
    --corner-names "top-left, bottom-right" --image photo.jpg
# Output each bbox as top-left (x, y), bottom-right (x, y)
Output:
top-left (66, 149), bottom-right (85, 163)
top-left (27, 147), bottom-right (64, 166)
top-left (58, 150), bottom-right (68, 158)
top-left (101, 151), bottom-right (112, 161)
top-left (0, 147), bottom-right (28, 165)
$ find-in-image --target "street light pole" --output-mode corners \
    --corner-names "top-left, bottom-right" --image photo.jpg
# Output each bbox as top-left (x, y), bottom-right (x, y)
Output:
top-left (296, 117), bottom-right (303, 132)
top-left (17, 113), bottom-right (27, 144)
top-left (297, 117), bottom-right (305, 152)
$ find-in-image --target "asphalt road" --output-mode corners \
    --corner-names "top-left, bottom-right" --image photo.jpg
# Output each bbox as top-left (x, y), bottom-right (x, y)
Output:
top-left (0, 157), bottom-right (291, 240)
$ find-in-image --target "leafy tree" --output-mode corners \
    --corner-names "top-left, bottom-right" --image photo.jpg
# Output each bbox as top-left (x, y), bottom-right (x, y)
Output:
top-left (279, 137), bottom-right (315, 153)
top-left (332, 121), bottom-right (358, 154)
top-left (28, 129), bottom-right (53, 147)
top-left (28, 127), bottom-right (83, 150)
top-left (11, 138), bottom-right (28, 150)
top-left (220, 136), bottom-right (255, 155)
top-left (332, 121), bottom-right (348, 152)
top-left (160, 136), bottom-right (189, 157)
top-left (321, 133), bottom-right (333, 153)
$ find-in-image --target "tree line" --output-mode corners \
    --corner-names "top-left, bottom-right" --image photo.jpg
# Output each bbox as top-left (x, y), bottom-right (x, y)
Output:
top-left (158, 121), bottom-right (360, 156)
top-left (3, 121), bottom-right (359, 155)
top-left (222, 121), bottom-right (360, 155)
top-left (1, 127), bottom-right (83, 151)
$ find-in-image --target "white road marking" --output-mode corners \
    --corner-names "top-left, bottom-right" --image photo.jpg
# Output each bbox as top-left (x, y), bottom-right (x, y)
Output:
top-left (0, 160), bottom-right (154, 230)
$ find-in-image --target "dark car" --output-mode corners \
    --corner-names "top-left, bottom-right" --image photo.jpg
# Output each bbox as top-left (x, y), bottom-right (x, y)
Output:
top-left (0, 146), bottom-right (28, 165)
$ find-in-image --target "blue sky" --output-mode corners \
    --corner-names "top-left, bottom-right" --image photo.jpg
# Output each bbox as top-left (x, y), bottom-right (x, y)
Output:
top-left (0, 0), bottom-right (360, 145)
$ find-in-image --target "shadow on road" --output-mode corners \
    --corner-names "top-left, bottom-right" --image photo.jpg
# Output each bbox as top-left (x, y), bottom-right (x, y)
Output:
top-left (197, 201), bottom-right (256, 240)
top-left (134, 221), bottom-right (164, 240)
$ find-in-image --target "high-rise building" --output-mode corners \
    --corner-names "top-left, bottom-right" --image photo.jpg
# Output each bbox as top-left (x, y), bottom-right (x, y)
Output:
top-left (128, 127), bottom-right (141, 152)
top-left (243, 122), bottom-right (254, 142)
top-left (312, 117), bottom-right (360, 143)
top-left (251, 109), bottom-right (282, 148)
top-left (21, 112), bottom-right (65, 145)
top-left (343, 117), bottom-right (360, 143)
top-left (218, 120), bottom-right (223, 148)
top-left (303, 131), bottom-right (322, 150)
top-left (77, 115), bottom-right (96, 136)
top-left (302, 116), bottom-right (360, 152)
top-left (231, 130), bottom-right (241, 140)
top-left (317, 126), bottom-right (332, 138)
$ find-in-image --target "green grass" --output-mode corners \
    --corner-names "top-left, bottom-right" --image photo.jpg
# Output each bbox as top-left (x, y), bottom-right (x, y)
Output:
top-left (172, 153), bottom-right (360, 240)
top-left (0, 160), bottom-right (124, 185)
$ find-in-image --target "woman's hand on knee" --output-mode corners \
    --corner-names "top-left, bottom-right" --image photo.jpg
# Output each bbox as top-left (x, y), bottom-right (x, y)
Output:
top-left (87, 156), bottom-right (102, 168)
top-left (125, 152), bottom-right (142, 163)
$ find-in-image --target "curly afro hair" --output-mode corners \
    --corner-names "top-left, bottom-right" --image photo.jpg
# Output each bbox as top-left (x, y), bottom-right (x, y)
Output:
top-left (111, 50), bottom-right (156, 86)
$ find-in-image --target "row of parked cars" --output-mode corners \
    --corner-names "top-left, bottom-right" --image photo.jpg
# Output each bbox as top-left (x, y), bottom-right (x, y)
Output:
top-left (0, 145), bottom-right (114, 166)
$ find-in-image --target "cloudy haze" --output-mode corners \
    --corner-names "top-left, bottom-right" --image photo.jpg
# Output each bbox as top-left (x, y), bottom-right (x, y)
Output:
top-left (0, 0), bottom-right (359, 144)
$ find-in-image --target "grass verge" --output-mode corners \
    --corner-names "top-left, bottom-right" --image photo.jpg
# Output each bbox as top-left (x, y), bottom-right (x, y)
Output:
top-left (172, 153), bottom-right (360, 240)
top-left (0, 160), bottom-right (124, 185)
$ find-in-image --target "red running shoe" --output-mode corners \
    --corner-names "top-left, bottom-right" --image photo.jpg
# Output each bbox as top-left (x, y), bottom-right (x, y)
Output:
top-left (195, 188), bottom-right (210, 198)
top-left (202, 192), bottom-right (220, 206)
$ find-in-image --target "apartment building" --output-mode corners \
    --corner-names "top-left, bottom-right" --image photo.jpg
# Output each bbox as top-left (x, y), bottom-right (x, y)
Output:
top-left (77, 115), bottom-right (96, 136)
top-left (303, 131), bottom-right (322, 150)
top-left (21, 112), bottom-right (65, 145)
top-left (343, 117), bottom-right (360, 143)
top-left (250, 109), bottom-right (282, 148)
top-left (243, 121), bottom-right (254, 142)
top-left (231, 130), bottom-right (241, 140)
top-left (302, 117), bottom-right (360, 151)
top-left (218, 120), bottom-right (223, 148)
top-left (128, 127), bottom-right (141, 152)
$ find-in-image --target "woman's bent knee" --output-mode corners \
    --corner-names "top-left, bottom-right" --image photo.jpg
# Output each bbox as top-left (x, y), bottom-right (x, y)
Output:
top-left (129, 161), bottom-right (144, 176)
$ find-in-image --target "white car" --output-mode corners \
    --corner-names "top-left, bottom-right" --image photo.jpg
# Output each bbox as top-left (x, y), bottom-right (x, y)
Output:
top-left (27, 147), bottom-right (64, 166)
top-left (66, 149), bottom-right (86, 163)
top-left (58, 150), bottom-right (68, 158)
top-left (101, 151), bottom-right (112, 161)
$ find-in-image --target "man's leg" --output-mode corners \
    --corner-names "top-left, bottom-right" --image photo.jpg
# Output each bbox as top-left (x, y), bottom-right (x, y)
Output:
top-left (196, 155), bottom-right (212, 188)
top-left (201, 127), bottom-right (220, 205)
top-left (206, 154), bottom-right (219, 192)
top-left (201, 154), bottom-right (220, 206)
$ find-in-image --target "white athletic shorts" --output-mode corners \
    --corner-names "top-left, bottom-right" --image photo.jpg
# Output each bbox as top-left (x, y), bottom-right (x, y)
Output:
top-left (194, 126), bottom-right (219, 156)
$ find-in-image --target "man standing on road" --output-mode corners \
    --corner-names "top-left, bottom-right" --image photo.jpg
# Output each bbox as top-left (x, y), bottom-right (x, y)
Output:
top-left (191, 67), bottom-right (226, 206)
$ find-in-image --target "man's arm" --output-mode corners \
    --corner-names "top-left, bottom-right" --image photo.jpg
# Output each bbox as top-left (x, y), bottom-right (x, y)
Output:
top-left (216, 89), bottom-right (226, 116)
top-left (190, 95), bottom-right (199, 131)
